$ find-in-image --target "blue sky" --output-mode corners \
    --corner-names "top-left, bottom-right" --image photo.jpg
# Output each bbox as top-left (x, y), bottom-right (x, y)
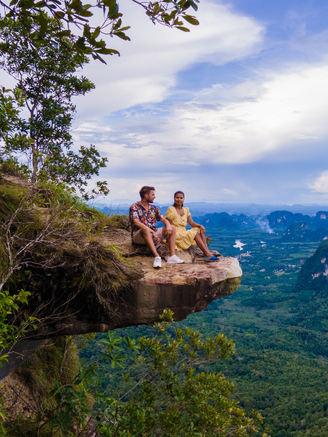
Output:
top-left (5, 0), bottom-right (328, 205)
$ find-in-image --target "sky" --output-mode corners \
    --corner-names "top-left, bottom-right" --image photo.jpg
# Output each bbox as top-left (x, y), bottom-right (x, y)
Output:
top-left (3, 0), bottom-right (328, 206)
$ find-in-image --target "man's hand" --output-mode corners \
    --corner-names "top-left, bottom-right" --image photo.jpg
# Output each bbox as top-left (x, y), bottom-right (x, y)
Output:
top-left (152, 232), bottom-right (161, 243)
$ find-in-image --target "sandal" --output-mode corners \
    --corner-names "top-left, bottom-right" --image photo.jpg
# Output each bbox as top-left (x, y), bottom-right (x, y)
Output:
top-left (205, 256), bottom-right (220, 262)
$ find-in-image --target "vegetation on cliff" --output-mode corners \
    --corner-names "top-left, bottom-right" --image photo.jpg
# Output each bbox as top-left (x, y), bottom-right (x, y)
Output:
top-left (0, 169), bottom-right (139, 355)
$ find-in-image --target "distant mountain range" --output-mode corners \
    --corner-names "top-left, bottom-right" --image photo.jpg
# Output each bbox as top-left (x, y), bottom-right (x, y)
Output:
top-left (97, 202), bottom-right (328, 217)
top-left (99, 203), bottom-right (328, 243)
top-left (191, 210), bottom-right (328, 242)
top-left (194, 212), bottom-right (258, 229)
top-left (266, 210), bottom-right (328, 228)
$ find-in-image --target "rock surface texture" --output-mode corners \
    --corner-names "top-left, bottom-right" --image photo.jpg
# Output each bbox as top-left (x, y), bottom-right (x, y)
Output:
top-left (53, 228), bottom-right (242, 335)
top-left (95, 227), bottom-right (242, 328)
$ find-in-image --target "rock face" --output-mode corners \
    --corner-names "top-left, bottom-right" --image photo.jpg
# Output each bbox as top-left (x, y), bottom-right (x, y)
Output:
top-left (126, 255), bottom-right (242, 326)
top-left (55, 254), bottom-right (242, 336)
top-left (54, 227), bottom-right (242, 335)
top-left (0, 226), bottom-right (242, 379)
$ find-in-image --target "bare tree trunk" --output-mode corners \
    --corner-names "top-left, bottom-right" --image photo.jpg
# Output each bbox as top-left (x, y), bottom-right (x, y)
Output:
top-left (29, 103), bottom-right (38, 183)
top-left (31, 139), bottom-right (38, 183)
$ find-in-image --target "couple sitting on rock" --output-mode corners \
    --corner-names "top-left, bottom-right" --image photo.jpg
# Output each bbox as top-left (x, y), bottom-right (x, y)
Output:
top-left (129, 186), bottom-right (220, 269)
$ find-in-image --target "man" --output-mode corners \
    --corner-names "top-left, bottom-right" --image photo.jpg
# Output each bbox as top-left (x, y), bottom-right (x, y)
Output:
top-left (130, 186), bottom-right (185, 268)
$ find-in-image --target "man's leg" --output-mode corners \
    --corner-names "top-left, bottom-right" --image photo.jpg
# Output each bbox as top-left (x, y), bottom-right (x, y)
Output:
top-left (162, 226), bottom-right (176, 256)
top-left (138, 227), bottom-right (159, 257)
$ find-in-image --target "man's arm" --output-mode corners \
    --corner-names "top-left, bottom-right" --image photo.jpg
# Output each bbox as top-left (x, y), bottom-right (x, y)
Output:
top-left (132, 218), bottom-right (160, 239)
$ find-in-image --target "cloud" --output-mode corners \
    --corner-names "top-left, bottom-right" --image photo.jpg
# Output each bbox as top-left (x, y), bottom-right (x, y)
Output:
top-left (74, 0), bottom-right (264, 117)
top-left (309, 171), bottom-right (328, 194)
top-left (222, 188), bottom-right (237, 195)
top-left (75, 59), bottom-right (328, 172)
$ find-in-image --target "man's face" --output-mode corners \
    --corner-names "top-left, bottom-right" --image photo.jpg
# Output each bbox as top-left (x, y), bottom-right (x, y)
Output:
top-left (145, 190), bottom-right (156, 203)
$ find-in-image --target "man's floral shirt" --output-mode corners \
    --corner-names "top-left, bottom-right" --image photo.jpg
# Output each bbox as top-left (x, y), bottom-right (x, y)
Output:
top-left (129, 203), bottom-right (164, 233)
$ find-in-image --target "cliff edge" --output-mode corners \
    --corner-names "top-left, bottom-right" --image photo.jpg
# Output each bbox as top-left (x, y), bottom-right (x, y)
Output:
top-left (0, 172), bottom-right (242, 379)
top-left (58, 227), bottom-right (242, 335)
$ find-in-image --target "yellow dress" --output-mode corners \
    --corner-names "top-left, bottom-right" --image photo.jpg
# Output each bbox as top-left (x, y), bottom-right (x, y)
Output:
top-left (165, 206), bottom-right (200, 250)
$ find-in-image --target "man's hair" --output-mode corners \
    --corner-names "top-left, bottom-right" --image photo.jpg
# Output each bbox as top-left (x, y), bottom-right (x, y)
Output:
top-left (139, 186), bottom-right (155, 199)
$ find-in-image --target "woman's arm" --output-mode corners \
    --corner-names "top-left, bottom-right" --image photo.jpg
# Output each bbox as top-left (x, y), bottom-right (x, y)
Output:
top-left (187, 216), bottom-right (205, 233)
top-left (160, 217), bottom-right (173, 235)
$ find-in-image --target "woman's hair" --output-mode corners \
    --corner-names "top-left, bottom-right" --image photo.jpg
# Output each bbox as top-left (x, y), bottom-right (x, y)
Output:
top-left (173, 191), bottom-right (185, 207)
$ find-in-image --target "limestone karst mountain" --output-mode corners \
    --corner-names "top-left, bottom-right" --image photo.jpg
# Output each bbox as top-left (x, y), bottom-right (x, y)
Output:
top-left (294, 239), bottom-right (328, 295)
top-left (281, 222), bottom-right (328, 242)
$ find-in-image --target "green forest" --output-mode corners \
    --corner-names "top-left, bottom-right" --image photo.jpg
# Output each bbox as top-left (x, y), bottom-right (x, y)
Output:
top-left (1, 0), bottom-right (328, 435)
top-left (79, 226), bottom-right (328, 437)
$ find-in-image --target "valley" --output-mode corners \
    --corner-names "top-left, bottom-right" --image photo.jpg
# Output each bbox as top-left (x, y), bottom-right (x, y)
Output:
top-left (80, 214), bottom-right (328, 437)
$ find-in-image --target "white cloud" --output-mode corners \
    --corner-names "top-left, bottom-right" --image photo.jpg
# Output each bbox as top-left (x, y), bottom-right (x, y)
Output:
top-left (15, 50), bottom-right (328, 175)
top-left (75, 59), bottom-right (328, 171)
top-left (309, 171), bottom-right (328, 194)
top-left (74, 0), bottom-right (264, 116)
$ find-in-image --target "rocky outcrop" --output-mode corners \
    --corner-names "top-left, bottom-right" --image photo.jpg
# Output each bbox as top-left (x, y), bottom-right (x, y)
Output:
top-left (0, 174), bottom-right (242, 379)
top-left (52, 227), bottom-right (242, 335)
top-left (0, 226), bottom-right (242, 379)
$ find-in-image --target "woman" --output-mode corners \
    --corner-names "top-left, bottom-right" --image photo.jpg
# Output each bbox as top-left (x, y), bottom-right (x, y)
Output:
top-left (165, 191), bottom-right (219, 261)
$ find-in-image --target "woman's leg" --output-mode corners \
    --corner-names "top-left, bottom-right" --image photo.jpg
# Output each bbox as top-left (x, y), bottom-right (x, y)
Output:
top-left (162, 226), bottom-right (176, 256)
top-left (194, 233), bottom-right (212, 258)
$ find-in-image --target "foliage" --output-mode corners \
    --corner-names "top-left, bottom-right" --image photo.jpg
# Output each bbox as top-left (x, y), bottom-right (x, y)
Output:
top-left (3, 336), bottom-right (84, 437)
top-left (0, 289), bottom-right (38, 364)
top-left (0, 18), bottom-right (109, 198)
top-left (0, 0), bottom-right (200, 62)
top-left (0, 176), bottom-right (138, 370)
top-left (4, 311), bottom-right (268, 436)
top-left (92, 311), bottom-right (267, 437)
top-left (0, 87), bottom-right (26, 146)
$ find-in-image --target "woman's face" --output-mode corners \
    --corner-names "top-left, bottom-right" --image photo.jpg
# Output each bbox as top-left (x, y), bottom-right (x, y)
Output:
top-left (174, 193), bottom-right (184, 206)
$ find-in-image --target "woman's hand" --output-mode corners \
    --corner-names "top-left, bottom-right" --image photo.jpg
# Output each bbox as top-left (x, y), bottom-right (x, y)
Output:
top-left (200, 225), bottom-right (205, 234)
top-left (165, 224), bottom-right (173, 235)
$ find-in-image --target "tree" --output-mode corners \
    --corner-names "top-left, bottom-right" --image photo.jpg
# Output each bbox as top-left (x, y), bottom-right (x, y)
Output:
top-left (0, 17), bottom-right (109, 197)
top-left (0, 0), bottom-right (200, 62)
top-left (18, 311), bottom-right (269, 437)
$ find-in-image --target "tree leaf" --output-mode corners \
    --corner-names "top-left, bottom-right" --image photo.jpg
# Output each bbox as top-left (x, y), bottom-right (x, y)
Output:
top-left (183, 15), bottom-right (199, 25)
top-left (175, 26), bottom-right (190, 32)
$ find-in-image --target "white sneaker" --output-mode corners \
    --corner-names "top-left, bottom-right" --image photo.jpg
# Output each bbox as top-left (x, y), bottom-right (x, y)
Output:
top-left (167, 255), bottom-right (185, 264)
top-left (153, 256), bottom-right (162, 269)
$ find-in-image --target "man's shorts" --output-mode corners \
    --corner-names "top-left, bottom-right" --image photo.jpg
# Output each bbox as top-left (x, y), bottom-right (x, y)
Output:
top-left (133, 228), bottom-right (165, 245)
